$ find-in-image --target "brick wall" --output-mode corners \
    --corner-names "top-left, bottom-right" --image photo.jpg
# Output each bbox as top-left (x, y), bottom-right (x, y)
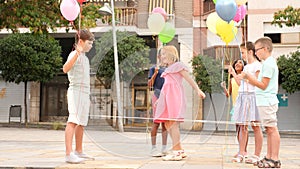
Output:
top-left (136, 0), bottom-right (149, 29)
top-left (175, 0), bottom-right (193, 28)
top-left (193, 0), bottom-right (200, 16)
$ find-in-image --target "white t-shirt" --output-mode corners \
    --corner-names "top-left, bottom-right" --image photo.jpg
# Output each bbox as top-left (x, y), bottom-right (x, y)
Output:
top-left (67, 51), bottom-right (90, 94)
top-left (239, 60), bottom-right (261, 92)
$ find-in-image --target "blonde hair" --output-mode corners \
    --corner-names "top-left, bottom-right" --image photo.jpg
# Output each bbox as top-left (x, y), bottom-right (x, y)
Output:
top-left (162, 45), bottom-right (179, 62)
top-left (255, 37), bottom-right (273, 52)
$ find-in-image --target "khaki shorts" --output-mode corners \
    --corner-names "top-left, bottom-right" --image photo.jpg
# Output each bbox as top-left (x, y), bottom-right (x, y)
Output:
top-left (258, 104), bottom-right (278, 127)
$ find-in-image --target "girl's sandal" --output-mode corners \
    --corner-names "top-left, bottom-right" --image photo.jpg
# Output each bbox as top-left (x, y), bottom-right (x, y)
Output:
top-left (232, 154), bottom-right (244, 163)
top-left (257, 158), bottom-right (281, 168)
top-left (245, 155), bottom-right (260, 164)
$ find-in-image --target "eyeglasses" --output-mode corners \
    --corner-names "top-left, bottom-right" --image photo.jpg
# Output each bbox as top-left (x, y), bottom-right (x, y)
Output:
top-left (255, 47), bottom-right (264, 52)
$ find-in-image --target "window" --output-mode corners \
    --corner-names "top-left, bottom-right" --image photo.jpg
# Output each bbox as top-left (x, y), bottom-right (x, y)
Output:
top-left (264, 33), bottom-right (300, 44)
top-left (203, 0), bottom-right (215, 14)
top-left (264, 33), bottom-right (281, 43)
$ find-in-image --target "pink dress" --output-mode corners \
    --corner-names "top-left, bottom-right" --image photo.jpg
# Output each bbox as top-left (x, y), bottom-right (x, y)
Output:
top-left (154, 62), bottom-right (189, 123)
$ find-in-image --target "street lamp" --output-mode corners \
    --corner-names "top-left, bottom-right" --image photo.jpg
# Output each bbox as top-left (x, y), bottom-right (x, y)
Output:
top-left (99, 2), bottom-right (124, 132)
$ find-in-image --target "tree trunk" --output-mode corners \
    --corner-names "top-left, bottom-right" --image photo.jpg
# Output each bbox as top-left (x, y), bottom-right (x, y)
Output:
top-left (209, 93), bottom-right (218, 131)
top-left (24, 81), bottom-right (28, 126)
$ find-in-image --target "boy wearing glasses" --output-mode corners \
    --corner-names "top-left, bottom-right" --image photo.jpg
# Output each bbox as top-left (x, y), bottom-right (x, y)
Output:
top-left (241, 37), bottom-right (281, 168)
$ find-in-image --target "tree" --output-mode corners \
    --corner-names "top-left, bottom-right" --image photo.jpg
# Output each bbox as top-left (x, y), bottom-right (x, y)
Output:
top-left (0, 33), bottom-right (62, 124)
top-left (272, 6), bottom-right (300, 93)
top-left (277, 49), bottom-right (300, 94)
top-left (272, 6), bottom-right (300, 28)
top-left (192, 55), bottom-right (225, 131)
top-left (0, 0), bottom-right (102, 34)
top-left (92, 30), bottom-right (150, 89)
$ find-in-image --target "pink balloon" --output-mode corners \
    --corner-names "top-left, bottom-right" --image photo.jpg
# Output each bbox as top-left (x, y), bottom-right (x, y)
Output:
top-left (233, 5), bottom-right (247, 22)
top-left (60, 0), bottom-right (80, 21)
top-left (152, 7), bottom-right (167, 20)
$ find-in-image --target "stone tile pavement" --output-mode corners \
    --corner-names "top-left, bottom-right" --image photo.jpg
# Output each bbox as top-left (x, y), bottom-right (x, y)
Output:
top-left (0, 127), bottom-right (299, 169)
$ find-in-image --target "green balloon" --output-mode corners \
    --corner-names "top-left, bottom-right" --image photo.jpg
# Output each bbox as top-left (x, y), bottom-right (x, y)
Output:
top-left (213, 0), bottom-right (217, 4)
top-left (158, 22), bottom-right (176, 44)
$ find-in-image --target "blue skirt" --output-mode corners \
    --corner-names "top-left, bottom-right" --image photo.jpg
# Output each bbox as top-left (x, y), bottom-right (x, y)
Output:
top-left (232, 92), bottom-right (260, 124)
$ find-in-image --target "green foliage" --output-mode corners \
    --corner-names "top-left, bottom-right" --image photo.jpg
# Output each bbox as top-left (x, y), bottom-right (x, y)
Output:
top-left (0, 0), bottom-right (102, 34)
top-left (0, 33), bottom-right (62, 83)
top-left (277, 49), bottom-right (300, 94)
top-left (0, 0), bottom-right (62, 33)
top-left (92, 30), bottom-right (150, 88)
top-left (272, 6), bottom-right (300, 28)
top-left (191, 54), bottom-right (224, 94)
top-left (78, 3), bottom-right (102, 29)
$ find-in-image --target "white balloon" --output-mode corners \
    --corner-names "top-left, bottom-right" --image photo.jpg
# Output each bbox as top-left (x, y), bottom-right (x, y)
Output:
top-left (206, 12), bottom-right (220, 34)
top-left (147, 13), bottom-right (165, 34)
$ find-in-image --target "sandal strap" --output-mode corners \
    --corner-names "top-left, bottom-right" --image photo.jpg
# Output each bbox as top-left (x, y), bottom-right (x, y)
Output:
top-left (245, 155), bottom-right (260, 164)
top-left (232, 154), bottom-right (244, 163)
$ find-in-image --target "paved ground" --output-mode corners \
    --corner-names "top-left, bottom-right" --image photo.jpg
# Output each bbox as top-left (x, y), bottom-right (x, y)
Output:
top-left (0, 127), bottom-right (299, 169)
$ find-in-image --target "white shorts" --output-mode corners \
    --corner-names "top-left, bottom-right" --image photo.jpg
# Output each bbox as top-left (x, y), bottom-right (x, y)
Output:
top-left (67, 89), bottom-right (90, 126)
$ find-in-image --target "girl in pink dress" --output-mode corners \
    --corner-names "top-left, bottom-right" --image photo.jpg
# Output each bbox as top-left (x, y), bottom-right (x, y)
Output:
top-left (154, 45), bottom-right (206, 161)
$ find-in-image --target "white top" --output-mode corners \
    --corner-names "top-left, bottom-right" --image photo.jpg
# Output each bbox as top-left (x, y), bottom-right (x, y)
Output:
top-left (239, 60), bottom-right (261, 92)
top-left (67, 51), bottom-right (90, 94)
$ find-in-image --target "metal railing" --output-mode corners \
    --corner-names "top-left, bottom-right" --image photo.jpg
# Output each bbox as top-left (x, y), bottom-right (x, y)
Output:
top-left (115, 7), bottom-right (137, 26)
top-left (99, 7), bottom-right (137, 26)
top-left (203, 45), bottom-right (241, 67)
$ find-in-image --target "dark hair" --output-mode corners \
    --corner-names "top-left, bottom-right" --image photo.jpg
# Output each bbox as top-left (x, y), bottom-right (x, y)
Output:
top-left (230, 59), bottom-right (246, 78)
top-left (240, 41), bottom-right (260, 61)
top-left (75, 29), bottom-right (95, 44)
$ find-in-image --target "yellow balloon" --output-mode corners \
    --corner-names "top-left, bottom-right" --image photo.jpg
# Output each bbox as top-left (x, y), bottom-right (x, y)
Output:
top-left (206, 12), bottom-right (220, 34)
top-left (216, 19), bottom-right (237, 44)
top-left (235, 0), bottom-right (248, 6)
top-left (221, 28), bottom-right (237, 45)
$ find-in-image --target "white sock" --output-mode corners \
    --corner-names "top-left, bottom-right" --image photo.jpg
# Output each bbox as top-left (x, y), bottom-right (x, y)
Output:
top-left (162, 145), bottom-right (167, 152)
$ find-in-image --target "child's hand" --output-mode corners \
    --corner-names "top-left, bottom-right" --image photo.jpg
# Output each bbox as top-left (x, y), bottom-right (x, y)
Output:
top-left (220, 81), bottom-right (226, 88)
top-left (76, 45), bottom-right (83, 53)
top-left (240, 71), bottom-right (248, 79)
top-left (237, 73), bottom-right (244, 80)
top-left (198, 90), bottom-right (206, 99)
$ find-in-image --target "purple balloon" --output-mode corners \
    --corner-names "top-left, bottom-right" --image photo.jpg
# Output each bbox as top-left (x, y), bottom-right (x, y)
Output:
top-left (216, 0), bottom-right (238, 23)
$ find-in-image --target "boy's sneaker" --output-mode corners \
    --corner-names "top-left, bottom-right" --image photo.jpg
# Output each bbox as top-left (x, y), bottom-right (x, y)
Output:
top-left (150, 148), bottom-right (163, 157)
top-left (65, 152), bottom-right (85, 164)
top-left (74, 151), bottom-right (95, 160)
top-left (162, 151), bottom-right (183, 161)
top-left (161, 149), bottom-right (168, 156)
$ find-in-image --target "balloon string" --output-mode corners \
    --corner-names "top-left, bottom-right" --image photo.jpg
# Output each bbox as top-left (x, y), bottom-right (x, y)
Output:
top-left (71, 21), bottom-right (77, 30)
top-left (79, 2), bottom-right (82, 30)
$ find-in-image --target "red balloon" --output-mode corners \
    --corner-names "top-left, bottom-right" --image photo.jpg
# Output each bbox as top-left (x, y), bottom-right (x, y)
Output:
top-left (77, 0), bottom-right (86, 4)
